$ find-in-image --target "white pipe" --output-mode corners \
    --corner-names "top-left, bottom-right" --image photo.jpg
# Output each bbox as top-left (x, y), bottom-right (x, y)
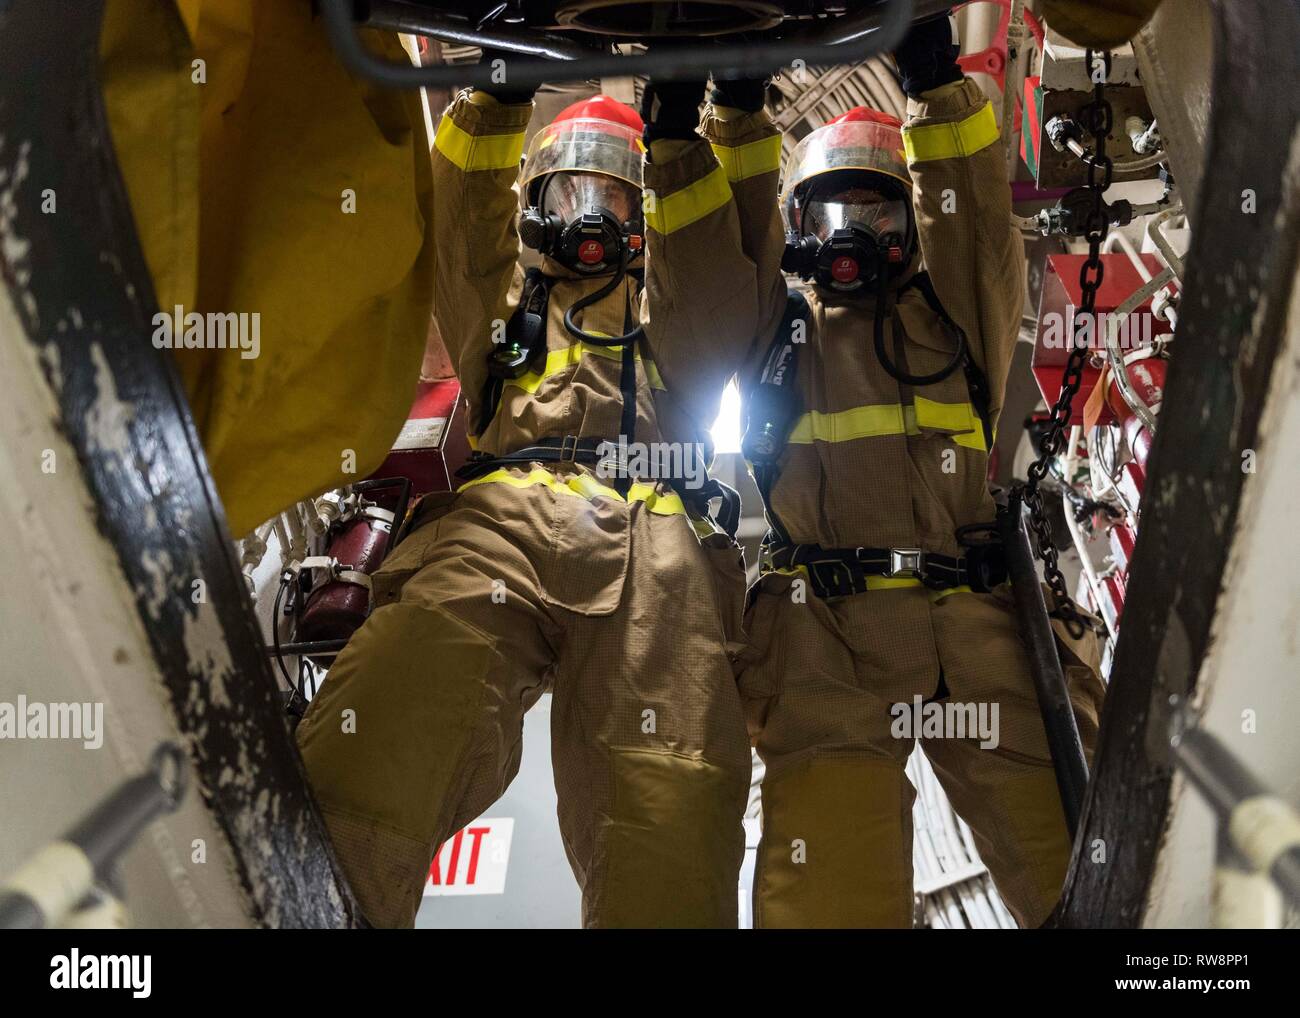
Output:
top-left (1067, 137), bottom-right (1167, 174)
top-left (238, 521), bottom-right (277, 603)
top-left (1104, 267), bottom-right (1177, 435)
top-left (271, 515), bottom-right (292, 569)
top-left (1147, 205), bottom-right (1187, 280)
top-left (1104, 229), bottom-right (1153, 283)
top-left (1112, 149), bottom-right (1168, 174)
top-left (1011, 211), bottom-right (1043, 233)
top-left (281, 508), bottom-right (309, 563)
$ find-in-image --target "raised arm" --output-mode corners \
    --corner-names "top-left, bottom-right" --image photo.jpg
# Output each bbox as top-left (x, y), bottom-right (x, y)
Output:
top-left (430, 89), bottom-right (532, 435)
top-left (638, 80), bottom-right (761, 446)
top-left (700, 77), bottom-right (788, 370)
top-left (895, 14), bottom-right (1026, 429)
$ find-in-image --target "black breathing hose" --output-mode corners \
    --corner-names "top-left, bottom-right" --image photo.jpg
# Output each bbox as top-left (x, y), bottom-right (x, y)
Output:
top-left (872, 269), bottom-right (966, 386)
top-left (563, 244), bottom-right (646, 347)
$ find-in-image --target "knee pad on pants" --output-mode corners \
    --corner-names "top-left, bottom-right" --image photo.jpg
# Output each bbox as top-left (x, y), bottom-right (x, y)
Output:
top-left (587, 748), bottom-right (748, 929)
top-left (755, 754), bottom-right (914, 928)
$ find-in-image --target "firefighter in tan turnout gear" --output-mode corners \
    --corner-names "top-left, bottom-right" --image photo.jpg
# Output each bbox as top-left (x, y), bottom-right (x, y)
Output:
top-left (296, 65), bottom-right (762, 928)
top-left (700, 14), bottom-right (1105, 927)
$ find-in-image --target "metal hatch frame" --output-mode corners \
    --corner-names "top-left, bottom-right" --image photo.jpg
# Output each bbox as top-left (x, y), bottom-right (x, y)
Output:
top-left (0, 0), bottom-right (360, 928)
top-left (1048, 0), bottom-right (1300, 928)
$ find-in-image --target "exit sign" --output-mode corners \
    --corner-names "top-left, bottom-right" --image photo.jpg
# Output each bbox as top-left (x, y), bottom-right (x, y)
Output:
top-left (424, 818), bottom-right (514, 896)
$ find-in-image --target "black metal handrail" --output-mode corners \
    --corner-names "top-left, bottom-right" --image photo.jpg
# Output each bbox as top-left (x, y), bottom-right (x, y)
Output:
top-left (324, 0), bottom-right (944, 90)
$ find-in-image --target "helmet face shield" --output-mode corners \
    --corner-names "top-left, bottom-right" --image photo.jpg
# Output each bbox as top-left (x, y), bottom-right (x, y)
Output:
top-left (801, 188), bottom-right (911, 244)
top-left (521, 117), bottom-right (644, 208)
top-left (541, 172), bottom-right (641, 228)
top-left (781, 118), bottom-right (911, 234)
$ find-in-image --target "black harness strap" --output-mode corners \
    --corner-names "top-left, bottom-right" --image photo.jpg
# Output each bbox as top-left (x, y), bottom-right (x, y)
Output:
top-left (454, 435), bottom-right (609, 482)
top-left (454, 436), bottom-right (743, 541)
top-left (468, 268), bottom-right (740, 537)
top-left (770, 541), bottom-right (1008, 599)
top-left (740, 280), bottom-right (1004, 586)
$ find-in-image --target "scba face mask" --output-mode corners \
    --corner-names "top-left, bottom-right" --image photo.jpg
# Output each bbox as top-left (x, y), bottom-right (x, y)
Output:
top-left (783, 180), bottom-right (916, 292)
top-left (519, 172), bottom-right (644, 275)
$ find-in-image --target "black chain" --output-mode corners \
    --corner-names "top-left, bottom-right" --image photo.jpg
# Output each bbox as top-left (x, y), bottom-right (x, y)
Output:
top-left (1018, 50), bottom-right (1113, 639)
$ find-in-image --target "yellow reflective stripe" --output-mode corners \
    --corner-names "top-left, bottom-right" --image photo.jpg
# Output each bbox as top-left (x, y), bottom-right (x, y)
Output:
top-left (689, 515), bottom-right (718, 540)
top-left (710, 134), bottom-right (782, 182)
top-left (788, 404), bottom-right (907, 444)
top-left (902, 102), bottom-right (999, 163)
top-left (458, 467), bottom-right (618, 501)
top-left (434, 116), bottom-right (525, 172)
top-left (626, 482), bottom-right (687, 517)
top-left (645, 165), bottom-right (731, 235)
top-left (913, 396), bottom-right (978, 434)
top-left (913, 396), bottom-right (986, 451)
top-left (458, 468), bottom-right (686, 515)
top-left (789, 400), bottom-right (985, 450)
top-left (505, 341), bottom-right (666, 396)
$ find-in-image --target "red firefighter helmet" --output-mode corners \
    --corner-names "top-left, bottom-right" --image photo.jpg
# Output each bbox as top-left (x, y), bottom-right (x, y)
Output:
top-left (520, 94), bottom-right (645, 209)
top-left (826, 107), bottom-right (904, 129)
top-left (781, 106), bottom-right (912, 237)
top-left (554, 94), bottom-right (645, 133)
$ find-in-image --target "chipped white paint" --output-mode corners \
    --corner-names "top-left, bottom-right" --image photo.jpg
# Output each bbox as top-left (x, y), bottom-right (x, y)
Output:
top-left (181, 602), bottom-right (235, 710)
top-left (0, 263), bottom-right (249, 928)
top-left (0, 137), bottom-right (32, 280)
top-left (1145, 263), bottom-right (1300, 927)
top-left (86, 343), bottom-right (136, 458)
top-left (39, 341), bottom-right (61, 394)
top-left (138, 548), bottom-right (174, 620)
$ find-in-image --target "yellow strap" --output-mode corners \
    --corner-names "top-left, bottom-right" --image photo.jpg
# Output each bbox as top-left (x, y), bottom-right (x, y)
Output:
top-left (913, 396), bottom-right (986, 451)
top-left (767, 565), bottom-right (971, 600)
top-left (504, 340), bottom-right (665, 396)
top-left (645, 164), bottom-right (732, 235)
top-left (789, 399), bottom-right (985, 450)
top-left (626, 482), bottom-right (688, 517)
top-left (434, 115), bottom-right (526, 172)
top-left (458, 467), bottom-right (686, 516)
top-left (902, 102), bottom-right (999, 164)
top-left (788, 404), bottom-right (908, 444)
top-left (710, 134), bottom-right (783, 183)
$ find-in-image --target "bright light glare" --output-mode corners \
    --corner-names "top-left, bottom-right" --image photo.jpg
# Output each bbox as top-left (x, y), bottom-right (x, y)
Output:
top-left (711, 379), bottom-right (743, 455)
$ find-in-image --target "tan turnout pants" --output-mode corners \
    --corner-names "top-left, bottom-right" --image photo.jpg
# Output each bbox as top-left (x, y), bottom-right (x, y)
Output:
top-left (297, 466), bottom-right (752, 928)
top-left (740, 573), bottom-right (1105, 928)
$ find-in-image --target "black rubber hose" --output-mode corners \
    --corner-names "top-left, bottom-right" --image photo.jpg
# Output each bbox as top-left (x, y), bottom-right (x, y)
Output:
top-left (872, 270), bottom-right (965, 386)
top-left (563, 245), bottom-right (646, 347)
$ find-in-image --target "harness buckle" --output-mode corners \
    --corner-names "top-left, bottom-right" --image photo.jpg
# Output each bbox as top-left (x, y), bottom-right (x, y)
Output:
top-left (594, 439), bottom-right (628, 480)
top-left (888, 548), bottom-right (926, 579)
